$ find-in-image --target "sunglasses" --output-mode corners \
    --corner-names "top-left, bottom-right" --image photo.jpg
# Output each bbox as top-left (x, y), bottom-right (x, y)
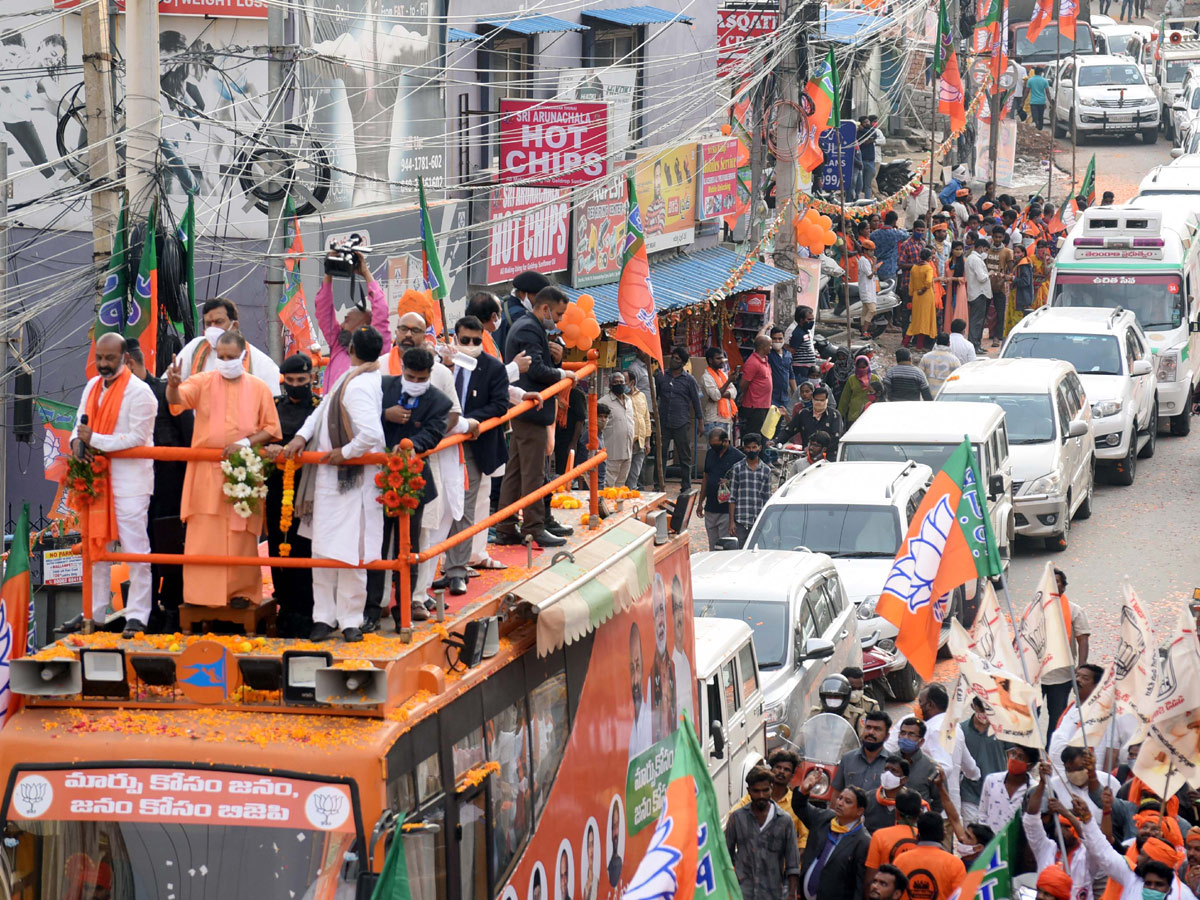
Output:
top-left (457, 335), bottom-right (483, 346)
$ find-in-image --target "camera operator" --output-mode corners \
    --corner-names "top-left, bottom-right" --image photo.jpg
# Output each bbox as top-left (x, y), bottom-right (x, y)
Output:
top-left (316, 244), bottom-right (391, 387)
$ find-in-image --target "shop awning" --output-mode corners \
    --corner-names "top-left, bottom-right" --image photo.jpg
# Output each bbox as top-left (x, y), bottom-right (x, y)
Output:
top-left (512, 518), bottom-right (656, 657)
top-left (560, 246), bottom-right (797, 325)
top-left (447, 27), bottom-right (482, 42)
top-left (820, 10), bottom-right (894, 45)
top-left (581, 6), bottom-right (695, 26)
top-left (478, 14), bottom-right (588, 35)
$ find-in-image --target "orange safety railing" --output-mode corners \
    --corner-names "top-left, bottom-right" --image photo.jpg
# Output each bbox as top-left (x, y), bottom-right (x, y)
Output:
top-left (88, 355), bottom-right (604, 637)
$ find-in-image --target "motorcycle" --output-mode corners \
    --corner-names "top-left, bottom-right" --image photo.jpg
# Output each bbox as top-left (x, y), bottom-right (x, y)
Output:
top-left (791, 713), bottom-right (861, 803)
top-left (815, 253), bottom-right (900, 339)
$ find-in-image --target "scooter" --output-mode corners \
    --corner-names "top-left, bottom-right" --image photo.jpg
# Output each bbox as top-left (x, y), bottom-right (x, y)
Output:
top-left (791, 713), bottom-right (860, 803)
top-left (816, 253), bottom-right (900, 339)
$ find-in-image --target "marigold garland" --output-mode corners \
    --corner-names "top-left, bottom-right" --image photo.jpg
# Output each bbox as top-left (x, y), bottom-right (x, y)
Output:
top-left (278, 458), bottom-right (298, 556)
top-left (374, 445), bottom-right (426, 516)
top-left (66, 452), bottom-right (108, 508)
top-left (457, 761), bottom-right (500, 791)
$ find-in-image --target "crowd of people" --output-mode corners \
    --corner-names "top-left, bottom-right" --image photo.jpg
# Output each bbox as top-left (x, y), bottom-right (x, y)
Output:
top-left (725, 640), bottom-right (1200, 900)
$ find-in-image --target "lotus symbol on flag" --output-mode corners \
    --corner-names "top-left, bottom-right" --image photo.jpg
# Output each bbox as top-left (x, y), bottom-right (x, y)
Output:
top-left (939, 80), bottom-right (965, 106)
top-left (43, 430), bottom-right (61, 472)
top-left (1115, 607), bottom-right (1145, 679)
top-left (883, 495), bottom-right (956, 613)
top-left (623, 810), bottom-right (684, 900)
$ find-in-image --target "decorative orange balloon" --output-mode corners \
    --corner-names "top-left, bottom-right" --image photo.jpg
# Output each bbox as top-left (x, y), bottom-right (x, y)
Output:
top-left (577, 294), bottom-right (594, 314)
top-left (560, 298), bottom-right (601, 350)
top-left (562, 323), bottom-right (581, 343)
top-left (577, 337), bottom-right (593, 352)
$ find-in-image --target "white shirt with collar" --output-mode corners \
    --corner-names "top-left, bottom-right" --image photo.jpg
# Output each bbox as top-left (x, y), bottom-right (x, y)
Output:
top-left (965, 251), bottom-right (993, 299)
top-left (949, 332), bottom-right (977, 364)
top-left (70, 373), bottom-right (158, 495)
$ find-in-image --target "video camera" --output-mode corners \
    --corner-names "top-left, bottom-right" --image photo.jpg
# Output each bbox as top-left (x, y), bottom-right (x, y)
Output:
top-left (324, 233), bottom-right (371, 278)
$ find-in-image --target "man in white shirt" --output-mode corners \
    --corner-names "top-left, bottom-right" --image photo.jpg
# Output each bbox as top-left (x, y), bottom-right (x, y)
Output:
top-left (602, 372), bottom-right (636, 488)
top-left (176, 297), bottom-right (282, 397)
top-left (670, 579), bottom-right (695, 728)
top-left (71, 333), bottom-right (159, 636)
top-left (1048, 663), bottom-right (1134, 771)
top-left (948, 318), bottom-right (977, 364)
top-left (884, 683), bottom-right (979, 814)
top-left (1008, 57), bottom-right (1028, 120)
top-left (1021, 772), bottom-right (1095, 900)
top-left (628, 621), bottom-right (653, 760)
top-left (965, 239), bottom-right (994, 351)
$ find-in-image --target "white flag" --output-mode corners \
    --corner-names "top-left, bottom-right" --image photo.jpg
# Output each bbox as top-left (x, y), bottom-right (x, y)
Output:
top-left (1016, 562), bottom-right (1075, 681)
top-left (940, 673), bottom-right (972, 754)
top-left (1131, 606), bottom-right (1200, 795)
top-left (1112, 584), bottom-right (1158, 718)
top-left (1143, 606), bottom-right (1200, 723)
top-left (968, 580), bottom-right (1024, 675)
top-left (950, 621), bottom-right (1041, 749)
top-left (1073, 664), bottom-right (1117, 750)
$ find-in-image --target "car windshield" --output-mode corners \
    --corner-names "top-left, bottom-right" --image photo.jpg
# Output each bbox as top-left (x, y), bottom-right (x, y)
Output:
top-left (1167, 60), bottom-right (1193, 83)
top-left (840, 441), bottom-right (982, 473)
top-left (747, 504), bottom-right (902, 557)
top-left (695, 599), bottom-right (790, 668)
top-left (1052, 274), bottom-right (1185, 330)
top-left (1016, 23), bottom-right (1093, 58)
top-left (1003, 332), bottom-right (1123, 375)
top-left (941, 392), bottom-right (1055, 443)
top-left (1079, 63), bottom-right (1145, 85)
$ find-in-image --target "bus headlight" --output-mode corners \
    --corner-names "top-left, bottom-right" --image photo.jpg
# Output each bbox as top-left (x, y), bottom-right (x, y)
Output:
top-left (1158, 351), bottom-right (1179, 382)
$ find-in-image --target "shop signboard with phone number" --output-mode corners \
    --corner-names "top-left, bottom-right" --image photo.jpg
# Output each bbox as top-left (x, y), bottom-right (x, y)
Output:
top-left (572, 179), bottom-right (627, 288)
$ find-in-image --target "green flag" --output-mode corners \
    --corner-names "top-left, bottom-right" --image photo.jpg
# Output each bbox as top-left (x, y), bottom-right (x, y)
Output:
top-left (826, 48), bottom-right (841, 129)
top-left (178, 193), bottom-right (197, 334)
top-left (934, 0), bottom-right (953, 76)
top-left (94, 201), bottom-right (128, 339)
top-left (945, 811), bottom-right (1020, 898)
top-left (959, 437), bottom-right (1003, 579)
top-left (370, 813), bottom-right (411, 900)
top-left (1079, 154), bottom-right (1096, 205)
top-left (128, 205), bottom-right (159, 372)
top-left (418, 177), bottom-right (446, 302)
top-left (980, 0), bottom-right (1004, 29)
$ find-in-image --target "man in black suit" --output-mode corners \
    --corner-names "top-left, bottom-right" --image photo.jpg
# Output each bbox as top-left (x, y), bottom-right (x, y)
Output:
top-left (367, 346), bottom-right (452, 627)
top-left (497, 284), bottom-right (574, 548)
top-left (495, 270), bottom-right (550, 358)
top-left (440, 315), bottom-right (512, 595)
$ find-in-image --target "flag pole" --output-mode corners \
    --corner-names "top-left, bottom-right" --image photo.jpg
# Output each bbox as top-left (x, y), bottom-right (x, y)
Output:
top-left (838, 127), bottom-right (852, 348)
top-left (926, 67), bottom-right (939, 230)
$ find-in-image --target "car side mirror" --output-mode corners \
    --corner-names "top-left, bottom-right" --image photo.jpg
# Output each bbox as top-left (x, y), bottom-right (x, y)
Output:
top-left (1132, 359), bottom-right (1153, 376)
top-left (988, 473), bottom-right (1005, 498)
top-left (802, 637), bottom-right (836, 661)
top-left (1190, 320), bottom-right (1200, 333)
top-left (1068, 420), bottom-right (1088, 438)
top-left (710, 720), bottom-right (726, 759)
top-left (1173, 147), bottom-right (1185, 158)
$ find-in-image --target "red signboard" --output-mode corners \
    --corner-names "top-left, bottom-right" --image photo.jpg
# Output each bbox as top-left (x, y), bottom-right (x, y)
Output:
top-left (499, 100), bottom-right (609, 188)
top-left (487, 186), bottom-right (571, 284)
top-left (717, 7), bottom-right (779, 77)
top-left (55, 0), bottom-right (267, 16)
top-left (698, 139), bottom-right (739, 220)
top-left (7, 768), bottom-right (356, 832)
top-left (572, 179), bottom-right (627, 289)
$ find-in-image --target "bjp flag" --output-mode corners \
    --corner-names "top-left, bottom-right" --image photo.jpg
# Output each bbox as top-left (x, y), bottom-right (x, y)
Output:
top-left (798, 49), bottom-right (839, 173)
top-left (876, 439), bottom-right (1002, 679)
top-left (614, 175), bottom-right (664, 371)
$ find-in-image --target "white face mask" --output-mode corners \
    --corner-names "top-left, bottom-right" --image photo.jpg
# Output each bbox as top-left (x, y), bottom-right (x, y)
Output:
top-left (458, 343), bottom-right (483, 359)
top-left (879, 771), bottom-right (903, 791)
top-left (772, 341), bottom-right (784, 352)
top-left (204, 325), bottom-right (225, 348)
top-left (402, 378), bottom-right (430, 397)
top-left (953, 839), bottom-right (979, 857)
top-left (216, 355), bottom-right (244, 380)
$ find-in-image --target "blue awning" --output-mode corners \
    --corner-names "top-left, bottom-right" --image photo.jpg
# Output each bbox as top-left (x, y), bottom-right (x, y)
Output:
top-left (820, 10), bottom-right (893, 45)
top-left (447, 27), bottom-right (480, 42)
top-left (560, 246), bottom-right (795, 325)
top-left (478, 14), bottom-right (588, 35)
top-left (582, 6), bottom-right (695, 26)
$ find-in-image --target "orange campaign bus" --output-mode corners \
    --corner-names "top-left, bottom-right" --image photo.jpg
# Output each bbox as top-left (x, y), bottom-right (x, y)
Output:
top-left (0, 371), bottom-right (705, 900)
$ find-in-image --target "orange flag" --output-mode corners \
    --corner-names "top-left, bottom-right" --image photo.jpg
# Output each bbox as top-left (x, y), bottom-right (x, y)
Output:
top-left (614, 175), bottom-right (664, 370)
top-left (939, 52), bottom-right (967, 133)
top-left (1026, 0), bottom-right (1054, 43)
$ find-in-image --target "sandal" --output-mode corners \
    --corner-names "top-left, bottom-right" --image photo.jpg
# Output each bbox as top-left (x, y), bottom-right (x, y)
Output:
top-left (470, 556), bottom-right (507, 570)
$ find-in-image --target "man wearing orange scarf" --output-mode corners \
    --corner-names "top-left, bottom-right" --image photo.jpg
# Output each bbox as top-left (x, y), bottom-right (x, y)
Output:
top-left (167, 331), bottom-right (282, 610)
top-left (71, 333), bottom-right (158, 637)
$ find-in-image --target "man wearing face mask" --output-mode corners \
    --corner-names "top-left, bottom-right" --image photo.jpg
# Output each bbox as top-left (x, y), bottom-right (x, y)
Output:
top-left (729, 433), bottom-right (772, 547)
top-left (768, 326), bottom-right (796, 408)
top-left (960, 697), bottom-right (1011, 825)
top-left (977, 745), bottom-right (1039, 831)
top-left (602, 372), bottom-right (635, 488)
top-left (694, 426), bottom-right (743, 550)
top-left (71, 333), bottom-right (158, 638)
top-left (314, 250), bottom-right (391, 388)
top-left (655, 346), bottom-right (703, 491)
top-left (176, 297), bottom-right (282, 396)
top-left (864, 758), bottom-right (922, 833)
top-left (496, 270), bottom-right (550, 357)
top-left (889, 718), bottom-right (942, 813)
top-left (284, 327), bottom-right (387, 642)
top-left (166, 331), bottom-right (283, 611)
top-left (262, 354), bottom-right (320, 637)
top-left (371, 346), bottom-right (453, 626)
top-left (778, 385), bottom-right (843, 453)
top-left (786, 306), bottom-right (818, 382)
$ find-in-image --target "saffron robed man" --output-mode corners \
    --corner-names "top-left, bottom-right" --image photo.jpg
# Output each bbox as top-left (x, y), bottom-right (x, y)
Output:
top-left (71, 333), bottom-right (159, 637)
top-left (166, 331), bottom-right (282, 610)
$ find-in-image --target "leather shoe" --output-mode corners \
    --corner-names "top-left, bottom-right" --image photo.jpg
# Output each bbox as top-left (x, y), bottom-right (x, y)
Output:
top-left (546, 519), bottom-right (574, 537)
top-left (410, 602), bottom-right (430, 622)
top-left (310, 622), bottom-right (334, 642)
top-left (122, 618), bottom-right (146, 639)
top-left (342, 627), bottom-right (364, 643)
top-left (431, 576), bottom-right (450, 590)
top-left (527, 529), bottom-right (567, 547)
top-left (493, 532), bottom-right (524, 546)
top-left (448, 576), bottom-right (468, 596)
top-left (361, 618), bottom-right (380, 634)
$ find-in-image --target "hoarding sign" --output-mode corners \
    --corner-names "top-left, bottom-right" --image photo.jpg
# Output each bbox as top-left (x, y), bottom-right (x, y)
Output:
top-left (42, 548), bottom-right (82, 586)
top-left (558, 68), bottom-right (637, 150)
top-left (717, 8), bottom-right (779, 77)
top-left (499, 100), bottom-right (608, 188)
top-left (698, 139), bottom-right (739, 220)
top-left (817, 123), bottom-right (858, 193)
top-left (572, 179), bottom-right (627, 288)
top-left (634, 145), bottom-right (698, 254)
top-left (487, 186), bottom-right (570, 284)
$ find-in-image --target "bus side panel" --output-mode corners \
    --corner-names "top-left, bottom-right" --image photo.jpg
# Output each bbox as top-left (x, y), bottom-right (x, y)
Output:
top-left (498, 539), bottom-right (696, 900)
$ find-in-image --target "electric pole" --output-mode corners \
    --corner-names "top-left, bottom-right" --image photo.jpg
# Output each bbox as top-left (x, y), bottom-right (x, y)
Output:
top-left (124, 0), bottom-right (161, 220)
top-left (264, 4), bottom-right (287, 363)
top-left (772, 0), bottom-right (800, 320)
top-left (80, 0), bottom-right (120, 276)
top-left (0, 147), bottom-right (8, 533)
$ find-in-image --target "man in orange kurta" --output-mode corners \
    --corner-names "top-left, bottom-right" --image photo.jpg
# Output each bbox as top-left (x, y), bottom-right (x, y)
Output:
top-left (166, 331), bottom-right (282, 607)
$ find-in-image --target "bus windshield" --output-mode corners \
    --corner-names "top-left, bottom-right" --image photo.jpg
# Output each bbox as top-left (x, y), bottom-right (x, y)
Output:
top-left (1052, 273), bottom-right (1184, 330)
top-left (695, 598), bottom-right (789, 668)
top-left (1003, 332), bottom-right (1123, 374)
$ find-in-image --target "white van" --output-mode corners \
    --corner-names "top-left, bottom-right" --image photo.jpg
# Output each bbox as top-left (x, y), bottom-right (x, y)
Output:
top-left (694, 615), bottom-right (767, 819)
top-left (937, 359), bottom-right (1096, 549)
top-left (1050, 203), bottom-right (1199, 435)
top-left (836, 401), bottom-right (1015, 568)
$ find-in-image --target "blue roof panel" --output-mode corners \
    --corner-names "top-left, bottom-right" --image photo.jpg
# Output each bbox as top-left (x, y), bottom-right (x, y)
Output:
top-left (559, 246), bottom-right (795, 325)
top-left (478, 14), bottom-right (587, 35)
top-left (447, 27), bottom-right (480, 42)
top-left (821, 10), bottom-right (893, 45)
top-left (582, 6), bottom-right (695, 26)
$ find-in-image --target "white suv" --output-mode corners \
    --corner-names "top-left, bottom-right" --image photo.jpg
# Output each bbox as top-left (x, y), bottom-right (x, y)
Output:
top-left (1001, 307), bottom-right (1158, 486)
top-left (742, 460), bottom-right (946, 702)
top-left (1050, 54), bottom-right (1160, 143)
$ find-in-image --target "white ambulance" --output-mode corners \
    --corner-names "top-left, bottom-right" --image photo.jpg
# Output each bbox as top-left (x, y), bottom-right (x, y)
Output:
top-left (1049, 203), bottom-right (1200, 435)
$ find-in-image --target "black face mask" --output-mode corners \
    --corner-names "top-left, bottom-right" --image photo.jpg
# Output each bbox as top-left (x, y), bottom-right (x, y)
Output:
top-left (336, 330), bottom-right (352, 349)
top-left (744, 450), bottom-right (759, 460)
top-left (610, 384), bottom-right (627, 395)
top-left (285, 383), bottom-right (313, 403)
